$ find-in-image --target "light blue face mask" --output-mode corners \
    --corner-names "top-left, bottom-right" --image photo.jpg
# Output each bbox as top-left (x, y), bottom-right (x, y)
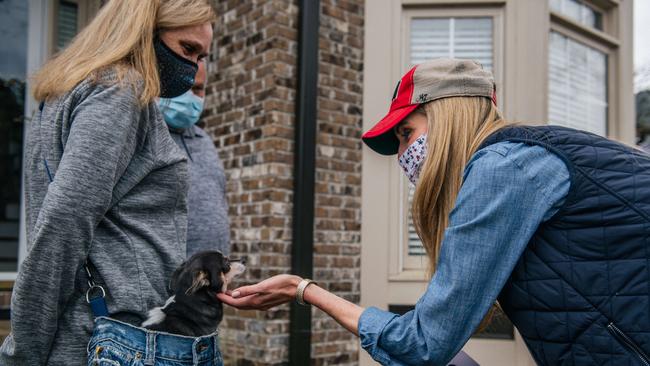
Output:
top-left (157, 90), bottom-right (205, 130)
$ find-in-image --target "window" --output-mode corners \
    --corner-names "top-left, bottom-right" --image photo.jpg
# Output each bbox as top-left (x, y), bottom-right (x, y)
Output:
top-left (0, 0), bottom-right (28, 274)
top-left (402, 9), bottom-right (501, 270)
top-left (406, 188), bottom-right (425, 257)
top-left (548, 31), bottom-right (608, 136)
top-left (549, 0), bottom-right (603, 31)
top-left (410, 17), bottom-right (493, 71)
top-left (547, 0), bottom-right (613, 137)
top-left (0, 0), bottom-right (103, 280)
top-left (57, 1), bottom-right (79, 50)
top-left (53, 0), bottom-right (106, 53)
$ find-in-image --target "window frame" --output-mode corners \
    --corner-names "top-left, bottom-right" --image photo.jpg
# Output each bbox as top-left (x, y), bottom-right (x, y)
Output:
top-left (51, 0), bottom-right (102, 53)
top-left (0, 0), bottom-right (103, 281)
top-left (550, 0), bottom-right (606, 32)
top-left (0, 0), bottom-right (30, 281)
top-left (547, 0), bottom-right (619, 139)
top-left (391, 6), bottom-right (505, 280)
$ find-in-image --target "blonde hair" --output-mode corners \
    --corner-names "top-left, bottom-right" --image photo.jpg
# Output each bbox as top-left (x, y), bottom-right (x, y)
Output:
top-left (32, 0), bottom-right (216, 104)
top-left (411, 96), bottom-right (507, 330)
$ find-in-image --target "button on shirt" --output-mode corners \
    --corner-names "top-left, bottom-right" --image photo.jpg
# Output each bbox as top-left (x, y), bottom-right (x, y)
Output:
top-left (358, 141), bottom-right (571, 365)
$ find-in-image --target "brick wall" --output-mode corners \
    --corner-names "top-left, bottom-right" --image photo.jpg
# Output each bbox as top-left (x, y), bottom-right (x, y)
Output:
top-left (205, 0), bottom-right (364, 365)
top-left (311, 0), bottom-right (364, 365)
top-left (205, 0), bottom-right (298, 364)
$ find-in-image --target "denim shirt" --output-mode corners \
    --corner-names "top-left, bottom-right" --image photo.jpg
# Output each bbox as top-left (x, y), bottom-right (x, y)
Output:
top-left (358, 141), bottom-right (571, 365)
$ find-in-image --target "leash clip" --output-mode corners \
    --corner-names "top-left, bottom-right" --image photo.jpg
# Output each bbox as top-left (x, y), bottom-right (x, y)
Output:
top-left (84, 261), bottom-right (109, 317)
top-left (84, 261), bottom-right (97, 289)
top-left (85, 285), bottom-right (106, 303)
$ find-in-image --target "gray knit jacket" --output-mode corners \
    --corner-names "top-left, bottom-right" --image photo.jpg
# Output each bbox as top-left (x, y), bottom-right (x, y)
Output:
top-left (0, 69), bottom-right (188, 365)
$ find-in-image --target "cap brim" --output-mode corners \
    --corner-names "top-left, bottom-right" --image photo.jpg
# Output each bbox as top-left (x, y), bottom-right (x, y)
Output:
top-left (362, 104), bottom-right (419, 155)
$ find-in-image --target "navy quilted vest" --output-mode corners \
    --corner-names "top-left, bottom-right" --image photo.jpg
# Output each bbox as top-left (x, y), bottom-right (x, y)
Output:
top-left (481, 125), bottom-right (650, 366)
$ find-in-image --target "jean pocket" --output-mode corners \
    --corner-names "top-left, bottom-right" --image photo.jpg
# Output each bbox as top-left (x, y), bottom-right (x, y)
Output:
top-left (87, 339), bottom-right (139, 366)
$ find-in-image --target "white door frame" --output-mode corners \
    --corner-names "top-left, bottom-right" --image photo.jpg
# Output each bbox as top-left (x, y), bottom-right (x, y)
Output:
top-left (0, 0), bottom-right (54, 281)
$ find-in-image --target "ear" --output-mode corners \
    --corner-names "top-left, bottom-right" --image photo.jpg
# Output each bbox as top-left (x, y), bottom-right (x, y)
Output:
top-left (169, 261), bottom-right (187, 292)
top-left (185, 270), bottom-right (211, 295)
top-left (207, 267), bottom-right (225, 293)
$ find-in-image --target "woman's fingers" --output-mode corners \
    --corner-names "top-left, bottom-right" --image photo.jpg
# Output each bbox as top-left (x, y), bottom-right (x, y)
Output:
top-left (219, 275), bottom-right (301, 309)
top-left (217, 290), bottom-right (292, 310)
top-left (231, 283), bottom-right (265, 298)
top-left (218, 292), bottom-right (272, 308)
top-left (215, 292), bottom-right (238, 306)
top-left (217, 292), bottom-right (259, 309)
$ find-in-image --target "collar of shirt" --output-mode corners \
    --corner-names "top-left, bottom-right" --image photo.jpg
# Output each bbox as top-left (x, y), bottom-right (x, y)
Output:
top-left (168, 125), bottom-right (203, 139)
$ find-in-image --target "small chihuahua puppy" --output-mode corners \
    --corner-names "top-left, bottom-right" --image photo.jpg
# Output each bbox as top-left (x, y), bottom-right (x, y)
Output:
top-left (142, 251), bottom-right (246, 337)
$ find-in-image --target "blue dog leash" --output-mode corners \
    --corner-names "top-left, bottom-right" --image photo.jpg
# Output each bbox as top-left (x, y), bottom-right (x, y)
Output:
top-left (83, 262), bottom-right (109, 317)
top-left (40, 102), bottom-right (109, 318)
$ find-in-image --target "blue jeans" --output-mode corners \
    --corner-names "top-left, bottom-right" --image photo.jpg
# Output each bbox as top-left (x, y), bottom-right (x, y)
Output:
top-left (87, 317), bottom-right (223, 366)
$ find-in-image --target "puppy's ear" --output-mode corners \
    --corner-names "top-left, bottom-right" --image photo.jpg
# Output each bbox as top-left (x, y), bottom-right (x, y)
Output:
top-left (169, 261), bottom-right (187, 293)
top-left (186, 270), bottom-right (211, 294)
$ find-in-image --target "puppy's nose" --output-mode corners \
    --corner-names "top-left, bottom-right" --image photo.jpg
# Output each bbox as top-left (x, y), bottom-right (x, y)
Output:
top-left (240, 256), bottom-right (247, 265)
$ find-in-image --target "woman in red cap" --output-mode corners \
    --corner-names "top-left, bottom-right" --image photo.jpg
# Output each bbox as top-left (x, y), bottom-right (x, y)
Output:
top-left (220, 58), bottom-right (650, 366)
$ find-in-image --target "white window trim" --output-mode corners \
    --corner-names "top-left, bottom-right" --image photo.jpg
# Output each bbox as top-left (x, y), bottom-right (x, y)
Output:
top-left (1, 0), bottom-right (56, 281)
top-left (5, 0), bottom-right (101, 280)
top-left (389, 6), bottom-right (505, 281)
top-left (550, 0), bottom-right (606, 33)
top-left (548, 6), bottom-right (619, 139)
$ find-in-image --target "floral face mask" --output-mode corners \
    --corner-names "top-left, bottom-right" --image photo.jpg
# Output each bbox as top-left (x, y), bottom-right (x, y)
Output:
top-left (398, 133), bottom-right (428, 185)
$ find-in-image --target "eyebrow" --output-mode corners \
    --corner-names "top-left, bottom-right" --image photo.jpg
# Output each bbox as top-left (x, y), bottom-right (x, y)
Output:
top-left (182, 39), bottom-right (209, 58)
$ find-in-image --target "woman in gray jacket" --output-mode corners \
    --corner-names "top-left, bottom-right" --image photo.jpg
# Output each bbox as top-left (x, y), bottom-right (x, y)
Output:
top-left (0, 1), bottom-right (216, 364)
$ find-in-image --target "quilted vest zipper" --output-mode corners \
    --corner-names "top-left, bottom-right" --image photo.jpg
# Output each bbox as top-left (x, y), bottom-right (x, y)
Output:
top-left (608, 323), bottom-right (650, 366)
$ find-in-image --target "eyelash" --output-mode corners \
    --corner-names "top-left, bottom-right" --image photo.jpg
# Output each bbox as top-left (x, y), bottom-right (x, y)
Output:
top-left (182, 44), bottom-right (195, 54)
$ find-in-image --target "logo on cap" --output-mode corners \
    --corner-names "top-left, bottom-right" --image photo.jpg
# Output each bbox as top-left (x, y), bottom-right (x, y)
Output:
top-left (392, 80), bottom-right (402, 101)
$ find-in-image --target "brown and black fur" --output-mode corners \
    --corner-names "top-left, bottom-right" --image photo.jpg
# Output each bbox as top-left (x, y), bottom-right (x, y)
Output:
top-left (142, 251), bottom-right (245, 337)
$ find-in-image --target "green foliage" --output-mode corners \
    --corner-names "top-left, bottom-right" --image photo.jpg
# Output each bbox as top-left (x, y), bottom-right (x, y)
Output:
top-left (636, 90), bottom-right (650, 143)
top-left (638, 90), bottom-right (650, 127)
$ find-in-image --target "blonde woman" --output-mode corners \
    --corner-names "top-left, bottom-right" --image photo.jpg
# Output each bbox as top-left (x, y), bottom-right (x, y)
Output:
top-left (220, 58), bottom-right (650, 365)
top-left (0, 1), bottom-right (218, 365)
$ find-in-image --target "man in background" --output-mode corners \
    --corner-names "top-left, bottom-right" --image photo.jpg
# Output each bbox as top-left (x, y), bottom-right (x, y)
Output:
top-left (158, 60), bottom-right (230, 256)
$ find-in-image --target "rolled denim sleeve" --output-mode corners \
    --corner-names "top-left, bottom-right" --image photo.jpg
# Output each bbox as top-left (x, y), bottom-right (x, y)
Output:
top-left (358, 142), bottom-right (570, 365)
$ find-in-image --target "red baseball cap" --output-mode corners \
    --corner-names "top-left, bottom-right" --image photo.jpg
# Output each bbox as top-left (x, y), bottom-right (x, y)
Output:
top-left (362, 59), bottom-right (497, 155)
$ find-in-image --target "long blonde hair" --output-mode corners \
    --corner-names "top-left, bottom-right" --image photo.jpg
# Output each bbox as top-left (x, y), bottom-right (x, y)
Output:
top-left (411, 96), bottom-right (507, 330)
top-left (33, 0), bottom-right (216, 104)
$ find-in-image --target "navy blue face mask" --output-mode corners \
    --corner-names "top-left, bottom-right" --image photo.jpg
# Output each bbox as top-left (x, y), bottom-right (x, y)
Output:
top-left (154, 37), bottom-right (199, 98)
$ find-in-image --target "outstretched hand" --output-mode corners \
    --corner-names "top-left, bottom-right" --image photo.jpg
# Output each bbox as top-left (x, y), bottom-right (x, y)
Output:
top-left (219, 273), bottom-right (364, 336)
top-left (217, 274), bottom-right (302, 310)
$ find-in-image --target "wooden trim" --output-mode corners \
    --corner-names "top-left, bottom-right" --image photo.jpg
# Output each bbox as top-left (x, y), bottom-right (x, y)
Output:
top-left (547, 24), bottom-right (615, 138)
top-left (550, 12), bottom-right (620, 48)
top-left (588, 0), bottom-right (619, 10)
top-left (0, 281), bottom-right (14, 290)
top-left (402, 0), bottom-right (506, 5)
top-left (399, 5), bottom-right (505, 273)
